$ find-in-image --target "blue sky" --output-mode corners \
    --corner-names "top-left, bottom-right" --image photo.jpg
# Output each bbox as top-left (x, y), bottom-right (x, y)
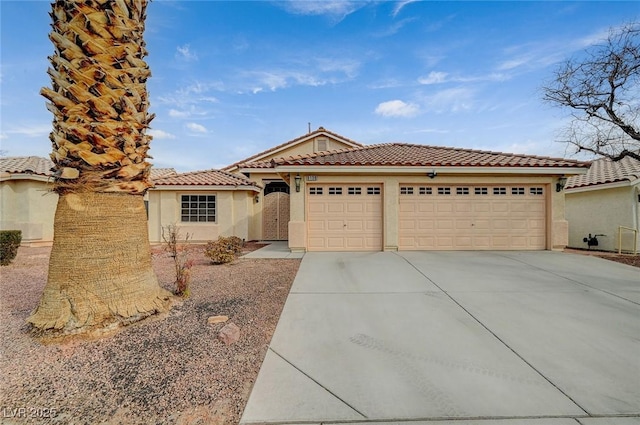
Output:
top-left (1, 1), bottom-right (638, 172)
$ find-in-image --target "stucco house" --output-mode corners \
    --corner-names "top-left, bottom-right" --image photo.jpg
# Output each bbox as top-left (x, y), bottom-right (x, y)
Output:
top-left (565, 155), bottom-right (640, 253)
top-left (0, 156), bottom-right (57, 246)
top-left (0, 156), bottom-right (176, 246)
top-left (150, 127), bottom-right (589, 251)
top-left (2, 127), bottom-right (591, 251)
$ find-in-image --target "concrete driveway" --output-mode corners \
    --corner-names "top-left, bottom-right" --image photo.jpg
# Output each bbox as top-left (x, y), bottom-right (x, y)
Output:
top-left (240, 251), bottom-right (640, 425)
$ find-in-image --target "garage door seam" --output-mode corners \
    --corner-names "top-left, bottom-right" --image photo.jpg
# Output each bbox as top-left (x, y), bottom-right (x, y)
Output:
top-left (268, 347), bottom-right (368, 419)
top-left (496, 253), bottom-right (640, 306)
top-left (393, 252), bottom-right (591, 416)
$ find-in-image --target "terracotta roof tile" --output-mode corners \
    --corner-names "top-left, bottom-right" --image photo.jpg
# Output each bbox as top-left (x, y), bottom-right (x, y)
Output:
top-left (152, 168), bottom-right (258, 188)
top-left (150, 168), bottom-right (177, 180)
top-left (223, 127), bottom-right (363, 171)
top-left (274, 143), bottom-right (589, 168)
top-left (0, 156), bottom-right (54, 177)
top-left (566, 155), bottom-right (640, 189)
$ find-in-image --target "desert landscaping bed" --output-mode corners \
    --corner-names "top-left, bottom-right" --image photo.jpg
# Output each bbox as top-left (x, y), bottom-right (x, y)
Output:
top-left (0, 243), bottom-right (300, 425)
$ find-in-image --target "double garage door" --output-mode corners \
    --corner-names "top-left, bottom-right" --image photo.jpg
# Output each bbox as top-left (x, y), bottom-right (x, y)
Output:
top-left (399, 185), bottom-right (546, 250)
top-left (307, 184), bottom-right (546, 251)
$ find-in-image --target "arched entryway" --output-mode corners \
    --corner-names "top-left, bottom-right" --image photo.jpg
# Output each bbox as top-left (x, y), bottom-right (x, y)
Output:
top-left (263, 182), bottom-right (290, 240)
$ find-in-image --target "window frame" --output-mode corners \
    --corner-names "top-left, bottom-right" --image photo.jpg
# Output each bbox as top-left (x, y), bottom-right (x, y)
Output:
top-left (180, 194), bottom-right (216, 223)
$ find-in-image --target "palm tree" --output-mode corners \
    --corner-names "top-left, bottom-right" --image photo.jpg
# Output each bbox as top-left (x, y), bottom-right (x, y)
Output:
top-left (28, 0), bottom-right (172, 333)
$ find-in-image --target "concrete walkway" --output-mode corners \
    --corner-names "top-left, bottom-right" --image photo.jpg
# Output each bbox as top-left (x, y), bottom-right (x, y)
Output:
top-left (242, 241), bottom-right (305, 259)
top-left (241, 251), bottom-right (640, 425)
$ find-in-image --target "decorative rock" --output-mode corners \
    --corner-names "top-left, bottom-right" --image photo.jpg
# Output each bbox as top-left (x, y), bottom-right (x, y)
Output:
top-left (218, 322), bottom-right (240, 345)
top-left (207, 315), bottom-right (229, 325)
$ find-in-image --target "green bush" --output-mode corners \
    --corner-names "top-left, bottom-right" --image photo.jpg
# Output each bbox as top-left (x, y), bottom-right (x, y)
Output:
top-left (204, 236), bottom-right (244, 264)
top-left (0, 230), bottom-right (22, 266)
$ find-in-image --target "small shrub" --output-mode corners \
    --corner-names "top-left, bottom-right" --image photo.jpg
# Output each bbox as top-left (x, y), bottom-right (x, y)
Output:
top-left (0, 230), bottom-right (22, 266)
top-left (162, 224), bottom-right (192, 297)
top-left (205, 236), bottom-right (244, 264)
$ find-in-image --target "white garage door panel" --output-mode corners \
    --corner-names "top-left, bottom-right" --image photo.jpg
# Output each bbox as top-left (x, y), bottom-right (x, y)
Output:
top-left (308, 184), bottom-right (382, 252)
top-left (399, 185), bottom-right (546, 251)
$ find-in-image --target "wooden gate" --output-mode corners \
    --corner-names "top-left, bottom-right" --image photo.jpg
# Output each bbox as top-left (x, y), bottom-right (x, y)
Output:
top-left (263, 192), bottom-right (290, 240)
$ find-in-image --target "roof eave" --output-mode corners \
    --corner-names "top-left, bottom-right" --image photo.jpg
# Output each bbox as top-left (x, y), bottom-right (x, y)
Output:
top-left (566, 178), bottom-right (638, 193)
top-left (150, 184), bottom-right (260, 192)
top-left (0, 173), bottom-right (53, 182)
top-left (273, 165), bottom-right (589, 175)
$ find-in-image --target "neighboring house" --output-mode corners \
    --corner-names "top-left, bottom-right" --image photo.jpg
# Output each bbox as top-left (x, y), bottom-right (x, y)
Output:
top-left (0, 156), bottom-right (57, 246)
top-left (0, 156), bottom-right (176, 246)
top-left (565, 156), bottom-right (640, 253)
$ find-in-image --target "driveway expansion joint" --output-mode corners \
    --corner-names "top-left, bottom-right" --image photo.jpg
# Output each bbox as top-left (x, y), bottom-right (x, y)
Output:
top-left (268, 347), bottom-right (368, 420)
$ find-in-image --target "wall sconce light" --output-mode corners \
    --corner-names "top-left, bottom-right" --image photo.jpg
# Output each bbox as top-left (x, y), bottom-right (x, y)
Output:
top-left (427, 170), bottom-right (437, 179)
top-left (294, 174), bottom-right (302, 192)
top-left (254, 194), bottom-right (260, 203)
top-left (556, 176), bottom-right (568, 192)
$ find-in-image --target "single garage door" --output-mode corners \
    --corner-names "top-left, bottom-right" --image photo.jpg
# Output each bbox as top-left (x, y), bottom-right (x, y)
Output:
top-left (399, 184), bottom-right (546, 250)
top-left (308, 184), bottom-right (382, 251)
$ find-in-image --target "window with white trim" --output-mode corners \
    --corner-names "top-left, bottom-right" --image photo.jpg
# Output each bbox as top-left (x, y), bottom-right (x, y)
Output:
top-left (348, 187), bottom-right (362, 195)
top-left (493, 187), bottom-right (507, 195)
top-left (474, 187), bottom-right (488, 195)
top-left (530, 187), bottom-right (544, 195)
top-left (456, 187), bottom-right (470, 195)
top-left (181, 195), bottom-right (216, 222)
top-left (419, 187), bottom-right (432, 195)
top-left (438, 187), bottom-right (451, 195)
top-left (329, 187), bottom-right (343, 195)
top-left (309, 187), bottom-right (323, 195)
top-left (512, 187), bottom-right (525, 195)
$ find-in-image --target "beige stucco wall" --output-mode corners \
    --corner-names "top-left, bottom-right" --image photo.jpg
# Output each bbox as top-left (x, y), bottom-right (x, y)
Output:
top-left (0, 179), bottom-right (58, 246)
top-left (566, 185), bottom-right (640, 252)
top-left (288, 173), bottom-right (567, 252)
top-left (147, 189), bottom-right (255, 244)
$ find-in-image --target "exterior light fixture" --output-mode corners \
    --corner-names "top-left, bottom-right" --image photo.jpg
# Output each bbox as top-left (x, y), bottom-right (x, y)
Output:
top-left (294, 174), bottom-right (302, 192)
top-left (427, 170), bottom-right (437, 179)
top-left (556, 176), bottom-right (568, 192)
top-left (254, 194), bottom-right (260, 203)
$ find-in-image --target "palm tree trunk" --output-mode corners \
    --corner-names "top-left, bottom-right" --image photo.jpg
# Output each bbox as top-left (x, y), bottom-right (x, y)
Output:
top-left (28, 192), bottom-right (171, 331)
top-left (28, 0), bottom-right (173, 335)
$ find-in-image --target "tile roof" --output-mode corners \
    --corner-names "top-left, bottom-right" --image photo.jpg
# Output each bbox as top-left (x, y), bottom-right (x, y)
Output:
top-left (273, 143), bottom-right (589, 168)
top-left (0, 156), bottom-right (54, 177)
top-left (566, 155), bottom-right (640, 189)
top-left (150, 168), bottom-right (177, 180)
top-left (223, 127), bottom-right (363, 171)
top-left (152, 168), bottom-right (259, 189)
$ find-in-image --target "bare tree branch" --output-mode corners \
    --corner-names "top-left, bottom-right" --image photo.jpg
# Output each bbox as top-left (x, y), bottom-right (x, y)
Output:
top-left (542, 22), bottom-right (640, 160)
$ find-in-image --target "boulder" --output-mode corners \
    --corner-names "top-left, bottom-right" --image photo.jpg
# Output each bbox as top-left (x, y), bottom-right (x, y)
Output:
top-left (218, 322), bottom-right (240, 345)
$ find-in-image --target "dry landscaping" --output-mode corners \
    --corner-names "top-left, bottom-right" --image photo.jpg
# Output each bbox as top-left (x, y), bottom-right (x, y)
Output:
top-left (0, 243), bottom-right (300, 424)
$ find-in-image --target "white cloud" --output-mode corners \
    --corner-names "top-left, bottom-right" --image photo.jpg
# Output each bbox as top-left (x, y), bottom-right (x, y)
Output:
top-left (186, 122), bottom-right (207, 133)
top-left (278, 1), bottom-right (366, 21)
top-left (392, 0), bottom-right (419, 18)
top-left (176, 44), bottom-right (198, 62)
top-left (375, 100), bottom-right (419, 117)
top-left (418, 71), bottom-right (508, 85)
top-left (418, 71), bottom-right (449, 85)
top-left (0, 133), bottom-right (7, 140)
top-left (148, 129), bottom-right (176, 139)
top-left (422, 87), bottom-right (475, 113)
top-left (169, 109), bottom-right (190, 118)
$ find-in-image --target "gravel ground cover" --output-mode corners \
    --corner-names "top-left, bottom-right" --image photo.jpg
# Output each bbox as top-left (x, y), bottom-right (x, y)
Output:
top-left (564, 248), bottom-right (640, 268)
top-left (0, 243), bottom-right (300, 425)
